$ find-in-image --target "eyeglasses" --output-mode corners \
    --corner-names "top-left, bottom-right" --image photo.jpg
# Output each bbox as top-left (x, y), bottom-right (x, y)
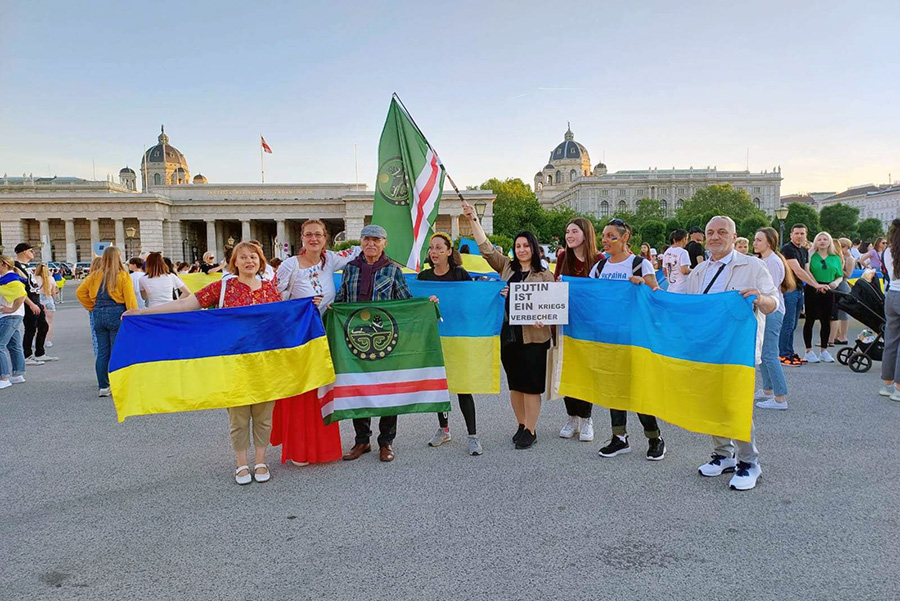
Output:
top-left (607, 218), bottom-right (625, 226)
top-left (303, 233), bottom-right (325, 239)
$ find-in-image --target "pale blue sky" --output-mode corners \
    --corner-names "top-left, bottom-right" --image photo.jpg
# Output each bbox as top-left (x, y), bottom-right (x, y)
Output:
top-left (2, 0), bottom-right (898, 195)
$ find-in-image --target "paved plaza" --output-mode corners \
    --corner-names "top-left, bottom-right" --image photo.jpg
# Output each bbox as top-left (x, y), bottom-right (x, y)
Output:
top-left (1, 297), bottom-right (896, 601)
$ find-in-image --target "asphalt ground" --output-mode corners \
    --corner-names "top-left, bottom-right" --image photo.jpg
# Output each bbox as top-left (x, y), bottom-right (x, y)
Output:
top-left (1, 295), bottom-right (897, 601)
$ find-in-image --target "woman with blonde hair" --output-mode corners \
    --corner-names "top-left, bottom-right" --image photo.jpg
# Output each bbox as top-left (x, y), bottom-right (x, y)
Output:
top-left (125, 241), bottom-right (282, 485)
top-left (735, 237), bottom-right (750, 255)
top-left (76, 246), bottom-right (138, 396)
top-left (33, 263), bottom-right (59, 348)
top-left (802, 231), bottom-right (844, 363)
top-left (0, 256), bottom-right (28, 388)
top-left (829, 237), bottom-right (856, 346)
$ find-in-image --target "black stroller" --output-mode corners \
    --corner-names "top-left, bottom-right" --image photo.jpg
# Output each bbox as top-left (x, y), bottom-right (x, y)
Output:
top-left (834, 276), bottom-right (885, 373)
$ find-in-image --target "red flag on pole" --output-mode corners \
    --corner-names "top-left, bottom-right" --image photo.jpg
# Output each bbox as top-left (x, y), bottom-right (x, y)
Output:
top-left (261, 136), bottom-right (273, 154)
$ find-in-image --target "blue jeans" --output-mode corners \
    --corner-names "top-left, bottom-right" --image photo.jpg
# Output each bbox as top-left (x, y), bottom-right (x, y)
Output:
top-left (0, 316), bottom-right (25, 378)
top-left (779, 288), bottom-right (803, 357)
top-left (759, 311), bottom-right (788, 396)
top-left (93, 305), bottom-right (125, 388)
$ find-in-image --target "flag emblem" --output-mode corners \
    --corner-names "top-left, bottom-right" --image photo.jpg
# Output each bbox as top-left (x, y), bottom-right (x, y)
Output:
top-left (376, 156), bottom-right (409, 205)
top-left (344, 307), bottom-right (399, 360)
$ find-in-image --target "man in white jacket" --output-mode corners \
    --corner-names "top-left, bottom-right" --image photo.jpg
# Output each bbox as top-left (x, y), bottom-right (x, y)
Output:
top-left (675, 216), bottom-right (778, 491)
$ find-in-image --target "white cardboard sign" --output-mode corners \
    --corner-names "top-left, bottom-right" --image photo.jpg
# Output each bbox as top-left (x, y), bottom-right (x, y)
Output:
top-left (509, 281), bottom-right (569, 325)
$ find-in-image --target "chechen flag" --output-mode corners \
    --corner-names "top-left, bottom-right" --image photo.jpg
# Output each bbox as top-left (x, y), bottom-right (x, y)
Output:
top-left (371, 95), bottom-right (445, 270)
top-left (261, 136), bottom-right (273, 154)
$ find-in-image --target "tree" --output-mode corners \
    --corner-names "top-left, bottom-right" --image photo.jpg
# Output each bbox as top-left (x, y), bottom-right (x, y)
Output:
top-left (819, 203), bottom-right (860, 238)
top-left (856, 218), bottom-right (884, 242)
top-left (664, 218), bottom-right (683, 236)
top-left (781, 202), bottom-right (819, 236)
top-left (539, 206), bottom-right (578, 247)
top-left (480, 178), bottom-right (544, 239)
top-left (739, 215), bottom-right (768, 238)
top-left (630, 198), bottom-right (666, 228)
top-left (639, 219), bottom-right (667, 249)
top-left (676, 184), bottom-right (767, 225)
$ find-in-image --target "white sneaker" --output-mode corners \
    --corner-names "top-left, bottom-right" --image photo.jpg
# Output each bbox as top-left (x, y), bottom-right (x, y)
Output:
top-left (25, 357), bottom-right (45, 366)
top-left (753, 389), bottom-right (769, 400)
top-left (0, 380), bottom-right (11, 390)
top-left (879, 384), bottom-right (895, 397)
top-left (9, 375), bottom-right (25, 384)
top-left (559, 416), bottom-right (579, 439)
top-left (37, 355), bottom-right (59, 362)
top-left (729, 462), bottom-right (762, 491)
top-left (819, 349), bottom-right (835, 363)
top-left (98, 387), bottom-right (111, 397)
top-left (698, 454), bottom-right (737, 477)
top-left (578, 417), bottom-right (594, 441)
top-left (890, 391), bottom-right (900, 403)
top-left (755, 398), bottom-right (788, 410)
top-left (804, 351), bottom-right (820, 363)
top-left (428, 427), bottom-right (451, 447)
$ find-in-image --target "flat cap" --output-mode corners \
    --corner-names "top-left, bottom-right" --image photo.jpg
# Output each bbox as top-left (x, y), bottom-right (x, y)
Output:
top-left (360, 224), bottom-right (387, 239)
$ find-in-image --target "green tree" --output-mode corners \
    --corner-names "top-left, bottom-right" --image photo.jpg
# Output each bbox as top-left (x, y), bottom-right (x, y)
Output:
top-left (664, 217), bottom-right (683, 236)
top-left (856, 218), bottom-right (884, 242)
top-left (630, 198), bottom-right (666, 228)
top-left (819, 203), bottom-right (860, 238)
top-left (480, 178), bottom-right (544, 239)
top-left (638, 219), bottom-right (667, 249)
top-left (782, 202), bottom-right (819, 236)
top-left (539, 206), bottom-right (578, 247)
top-left (677, 184), bottom-right (767, 226)
top-left (739, 215), bottom-right (768, 238)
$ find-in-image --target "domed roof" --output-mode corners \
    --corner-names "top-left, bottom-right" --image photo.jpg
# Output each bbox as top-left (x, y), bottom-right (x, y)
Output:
top-left (549, 124), bottom-right (589, 163)
top-left (119, 166), bottom-right (135, 175)
top-left (594, 162), bottom-right (606, 169)
top-left (193, 174), bottom-right (208, 184)
top-left (141, 125), bottom-right (188, 166)
top-left (544, 163), bottom-right (555, 170)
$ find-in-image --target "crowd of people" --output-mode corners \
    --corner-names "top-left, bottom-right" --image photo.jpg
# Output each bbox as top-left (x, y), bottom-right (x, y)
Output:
top-left (4, 209), bottom-right (898, 494)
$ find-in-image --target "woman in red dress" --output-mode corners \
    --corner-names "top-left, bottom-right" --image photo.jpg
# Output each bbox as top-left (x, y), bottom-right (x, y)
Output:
top-left (271, 219), bottom-right (359, 466)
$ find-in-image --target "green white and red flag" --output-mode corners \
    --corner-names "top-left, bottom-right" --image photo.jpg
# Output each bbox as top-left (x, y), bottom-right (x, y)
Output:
top-left (319, 297), bottom-right (451, 424)
top-left (372, 95), bottom-right (446, 270)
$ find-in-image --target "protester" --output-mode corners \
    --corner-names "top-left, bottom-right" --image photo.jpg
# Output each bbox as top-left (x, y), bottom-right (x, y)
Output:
top-left (828, 238), bottom-right (855, 346)
top-left (335, 224), bottom-right (412, 463)
top-left (417, 231), bottom-right (483, 455)
top-left (862, 237), bottom-right (886, 272)
top-left (639, 243), bottom-right (652, 264)
top-left (0, 256), bottom-right (27, 388)
top-left (34, 263), bottom-right (59, 348)
top-left (779, 224), bottom-right (828, 366)
top-left (248, 240), bottom-right (276, 281)
top-left (662, 229), bottom-right (692, 293)
top-left (269, 257), bottom-right (282, 272)
top-left (686, 227), bottom-right (706, 268)
top-left (850, 238), bottom-right (862, 261)
top-left (138, 252), bottom-right (190, 308)
top-left (735, 237), bottom-right (750, 255)
top-left (753, 228), bottom-right (796, 410)
top-left (199, 251), bottom-right (222, 274)
top-left (677, 216), bottom-right (778, 491)
top-left (802, 231), bottom-right (843, 363)
top-left (127, 257), bottom-right (147, 309)
top-left (879, 219), bottom-right (900, 401)
top-left (464, 201), bottom-right (553, 450)
top-left (271, 219), bottom-right (359, 467)
top-left (554, 217), bottom-right (602, 442)
top-left (76, 246), bottom-right (138, 397)
top-left (124, 241), bottom-right (281, 485)
top-left (588, 218), bottom-right (665, 460)
top-left (14, 243), bottom-right (55, 365)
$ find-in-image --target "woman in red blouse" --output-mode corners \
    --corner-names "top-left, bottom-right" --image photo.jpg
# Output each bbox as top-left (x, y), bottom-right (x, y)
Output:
top-left (124, 242), bottom-right (281, 485)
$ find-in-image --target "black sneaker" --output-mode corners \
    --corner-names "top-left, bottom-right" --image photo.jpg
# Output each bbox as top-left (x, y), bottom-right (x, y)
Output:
top-left (598, 434), bottom-right (630, 457)
top-left (512, 424), bottom-right (525, 444)
top-left (646, 437), bottom-right (666, 461)
top-left (515, 428), bottom-right (535, 449)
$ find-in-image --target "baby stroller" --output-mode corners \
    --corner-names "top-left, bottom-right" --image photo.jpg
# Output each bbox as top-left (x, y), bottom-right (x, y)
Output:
top-left (834, 276), bottom-right (885, 373)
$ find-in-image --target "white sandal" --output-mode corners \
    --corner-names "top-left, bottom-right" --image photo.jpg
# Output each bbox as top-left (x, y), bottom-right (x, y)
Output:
top-left (253, 463), bottom-right (271, 483)
top-left (234, 465), bottom-right (252, 486)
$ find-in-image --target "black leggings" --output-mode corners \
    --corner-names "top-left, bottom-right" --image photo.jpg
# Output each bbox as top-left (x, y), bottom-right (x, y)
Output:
top-left (564, 396), bottom-right (593, 418)
top-left (437, 394), bottom-right (476, 435)
top-left (803, 287), bottom-right (834, 349)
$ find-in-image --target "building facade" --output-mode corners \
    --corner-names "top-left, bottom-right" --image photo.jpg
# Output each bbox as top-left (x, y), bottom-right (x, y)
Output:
top-left (534, 126), bottom-right (783, 218)
top-left (810, 184), bottom-right (900, 231)
top-left (0, 128), bottom-right (494, 263)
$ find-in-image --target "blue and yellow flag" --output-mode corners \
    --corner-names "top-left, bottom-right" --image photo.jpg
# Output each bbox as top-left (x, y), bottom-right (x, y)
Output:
top-left (558, 279), bottom-right (757, 441)
top-left (179, 272), bottom-right (223, 293)
top-left (0, 273), bottom-right (27, 304)
top-left (407, 280), bottom-right (506, 394)
top-left (109, 298), bottom-right (335, 422)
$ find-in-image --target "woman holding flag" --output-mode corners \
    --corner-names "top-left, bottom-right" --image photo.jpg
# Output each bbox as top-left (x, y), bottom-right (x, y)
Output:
top-left (124, 241), bottom-right (281, 485)
top-left (462, 201), bottom-right (553, 450)
top-left (271, 219), bottom-right (359, 467)
top-left (0, 256), bottom-right (28, 388)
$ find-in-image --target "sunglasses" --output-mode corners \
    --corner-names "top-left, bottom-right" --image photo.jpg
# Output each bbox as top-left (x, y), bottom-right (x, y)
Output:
top-left (607, 218), bottom-right (626, 226)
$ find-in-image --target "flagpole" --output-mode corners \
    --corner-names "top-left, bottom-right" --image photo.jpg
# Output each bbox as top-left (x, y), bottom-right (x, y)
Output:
top-left (260, 135), bottom-right (265, 183)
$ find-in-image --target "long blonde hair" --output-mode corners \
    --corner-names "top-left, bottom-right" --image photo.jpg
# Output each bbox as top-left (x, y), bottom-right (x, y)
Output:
top-left (813, 231), bottom-right (840, 256)
top-left (97, 246), bottom-right (126, 295)
top-left (0, 255), bottom-right (25, 278)
top-left (35, 263), bottom-right (53, 295)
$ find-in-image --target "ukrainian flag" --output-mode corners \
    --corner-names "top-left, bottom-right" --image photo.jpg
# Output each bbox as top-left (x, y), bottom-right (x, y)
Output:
top-left (0, 273), bottom-right (27, 303)
top-left (109, 298), bottom-right (335, 422)
top-left (407, 280), bottom-right (506, 394)
top-left (179, 272), bottom-right (223, 293)
top-left (558, 279), bottom-right (757, 441)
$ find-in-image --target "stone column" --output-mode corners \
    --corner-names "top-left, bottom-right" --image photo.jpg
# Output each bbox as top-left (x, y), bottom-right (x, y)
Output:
top-left (39, 219), bottom-right (51, 261)
top-left (450, 213), bottom-right (460, 241)
top-left (139, 219), bottom-right (165, 254)
top-left (64, 219), bottom-right (77, 264)
top-left (114, 219), bottom-right (126, 252)
top-left (343, 217), bottom-right (365, 240)
top-left (205, 220), bottom-right (216, 257)
top-left (276, 220), bottom-right (286, 259)
top-left (241, 220), bottom-right (251, 242)
top-left (215, 221), bottom-right (224, 259)
top-left (0, 219), bottom-right (24, 255)
top-left (89, 219), bottom-right (100, 256)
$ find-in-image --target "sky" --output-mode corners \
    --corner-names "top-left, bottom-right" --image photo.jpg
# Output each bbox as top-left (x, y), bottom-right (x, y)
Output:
top-left (2, 0), bottom-right (898, 196)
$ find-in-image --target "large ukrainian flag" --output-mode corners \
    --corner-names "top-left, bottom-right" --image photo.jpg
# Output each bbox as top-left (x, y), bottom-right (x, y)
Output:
top-left (558, 279), bottom-right (757, 441)
top-left (407, 280), bottom-right (506, 394)
top-left (109, 298), bottom-right (335, 422)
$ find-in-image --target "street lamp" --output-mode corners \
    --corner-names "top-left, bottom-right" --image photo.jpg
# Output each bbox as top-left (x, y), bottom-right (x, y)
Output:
top-left (125, 226), bottom-right (136, 258)
top-left (474, 200), bottom-right (487, 221)
top-left (227, 236), bottom-right (235, 248)
top-left (774, 206), bottom-right (789, 244)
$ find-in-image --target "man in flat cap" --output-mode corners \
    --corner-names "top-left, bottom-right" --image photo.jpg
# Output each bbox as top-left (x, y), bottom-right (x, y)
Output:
top-left (335, 224), bottom-right (412, 462)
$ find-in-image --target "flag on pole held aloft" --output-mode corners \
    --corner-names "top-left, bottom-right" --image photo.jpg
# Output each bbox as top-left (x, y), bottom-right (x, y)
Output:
top-left (372, 96), bottom-right (445, 270)
top-left (319, 297), bottom-right (450, 424)
top-left (261, 136), bottom-right (273, 154)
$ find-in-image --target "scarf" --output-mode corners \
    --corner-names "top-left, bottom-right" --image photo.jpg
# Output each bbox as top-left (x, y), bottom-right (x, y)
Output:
top-left (350, 252), bottom-right (390, 301)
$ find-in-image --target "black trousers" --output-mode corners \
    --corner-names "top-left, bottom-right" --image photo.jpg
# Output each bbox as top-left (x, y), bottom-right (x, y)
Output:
top-left (803, 287), bottom-right (834, 349)
top-left (564, 396), bottom-right (593, 418)
top-left (353, 416), bottom-right (397, 447)
top-left (437, 393), bottom-right (477, 435)
top-left (610, 409), bottom-right (660, 438)
top-left (23, 302), bottom-right (48, 358)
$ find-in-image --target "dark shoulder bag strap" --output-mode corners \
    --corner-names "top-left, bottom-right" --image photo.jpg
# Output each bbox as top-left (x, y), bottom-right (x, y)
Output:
top-left (632, 255), bottom-right (644, 276)
top-left (591, 257), bottom-right (608, 278)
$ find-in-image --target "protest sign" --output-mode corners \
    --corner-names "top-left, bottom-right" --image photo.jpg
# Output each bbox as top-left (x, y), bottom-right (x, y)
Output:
top-left (509, 281), bottom-right (568, 325)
